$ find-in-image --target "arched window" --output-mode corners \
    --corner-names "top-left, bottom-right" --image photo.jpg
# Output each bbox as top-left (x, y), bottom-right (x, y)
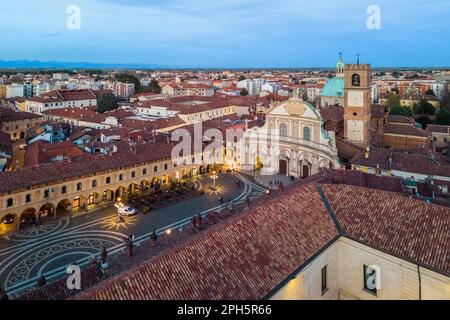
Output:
top-left (142, 168), bottom-right (147, 175)
top-left (92, 180), bottom-right (97, 188)
top-left (6, 198), bottom-right (13, 207)
top-left (279, 123), bottom-right (288, 137)
top-left (303, 127), bottom-right (311, 141)
top-left (352, 74), bottom-right (361, 86)
top-left (106, 177), bottom-right (111, 184)
top-left (77, 183), bottom-right (83, 191)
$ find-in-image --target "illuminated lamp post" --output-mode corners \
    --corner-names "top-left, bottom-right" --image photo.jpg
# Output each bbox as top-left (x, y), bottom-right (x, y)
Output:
top-left (210, 170), bottom-right (218, 191)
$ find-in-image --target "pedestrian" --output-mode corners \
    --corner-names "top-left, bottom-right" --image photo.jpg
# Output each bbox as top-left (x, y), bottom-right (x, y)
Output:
top-left (150, 229), bottom-right (158, 247)
top-left (196, 213), bottom-right (202, 228)
top-left (101, 246), bottom-right (108, 264)
top-left (127, 238), bottom-right (134, 258)
top-left (37, 275), bottom-right (47, 287)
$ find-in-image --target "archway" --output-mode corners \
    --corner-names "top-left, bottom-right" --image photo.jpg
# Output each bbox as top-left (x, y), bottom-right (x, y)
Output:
top-left (140, 180), bottom-right (150, 192)
top-left (255, 157), bottom-right (263, 171)
top-left (172, 171), bottom-right (180, 183)
top-left (181, 169), bottom-right (188, 181)
top-left (301, 162), bottom-right (312, 179)
top-left (20, 208), bottom-right (37, 226)
top-left (57, 199), bottom-right (72, 216)
top-left (128, 183), bottom-right (139, 196)
top-left (102, 189), bottom-right (114, 202)
top-left (161, 175), bottom-right (170, 188)
top-left (88, 192), bottom-right (100, 205)
top-left (39, 203), bottom-right (55, 219)
top-left (115, 186), bottom-right (127, 200)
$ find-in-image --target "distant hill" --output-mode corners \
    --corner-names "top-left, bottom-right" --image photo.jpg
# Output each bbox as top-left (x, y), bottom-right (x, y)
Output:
top-left (0, 60), bottom-right (172, 70)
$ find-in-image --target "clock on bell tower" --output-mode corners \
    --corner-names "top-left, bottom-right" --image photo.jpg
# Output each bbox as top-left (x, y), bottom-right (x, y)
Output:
top-left (343, 62), bottom-right (372, 146)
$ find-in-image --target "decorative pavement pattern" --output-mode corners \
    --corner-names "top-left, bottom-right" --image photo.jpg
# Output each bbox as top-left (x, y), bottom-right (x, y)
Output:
top-left (0, 173), bottom-right (268, 297)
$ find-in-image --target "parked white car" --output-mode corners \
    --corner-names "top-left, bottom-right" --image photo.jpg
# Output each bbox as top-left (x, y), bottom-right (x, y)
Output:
top-left (118, 206), bottom-right (137, 217)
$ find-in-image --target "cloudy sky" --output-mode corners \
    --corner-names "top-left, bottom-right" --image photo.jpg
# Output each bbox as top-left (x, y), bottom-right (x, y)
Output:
top-left (0, 0), bottom-right (448, 67)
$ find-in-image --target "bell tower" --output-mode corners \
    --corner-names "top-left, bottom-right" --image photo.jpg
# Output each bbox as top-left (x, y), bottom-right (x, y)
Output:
top-left (344, 62), bottom-right (371, 146)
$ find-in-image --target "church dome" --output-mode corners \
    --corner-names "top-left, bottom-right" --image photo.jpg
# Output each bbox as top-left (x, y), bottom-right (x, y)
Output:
top-left (322, 77), bottom-right (344, 98)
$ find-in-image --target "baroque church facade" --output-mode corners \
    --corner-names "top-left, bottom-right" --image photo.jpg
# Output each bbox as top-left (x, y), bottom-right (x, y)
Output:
top-left (239, 97), bottom-right (340, 178)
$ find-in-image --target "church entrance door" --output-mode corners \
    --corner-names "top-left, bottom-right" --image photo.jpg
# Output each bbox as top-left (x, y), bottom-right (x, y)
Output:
top-left (302, 165), bottom-right (310, 178)
top-left (279, 159), bottom-right (287, 176)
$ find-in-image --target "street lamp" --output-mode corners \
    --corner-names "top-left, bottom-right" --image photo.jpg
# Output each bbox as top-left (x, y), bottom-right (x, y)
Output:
top-left (115, 197), bottom-right (124, 223)
top-left (210, 170), bottom-right (218, 191)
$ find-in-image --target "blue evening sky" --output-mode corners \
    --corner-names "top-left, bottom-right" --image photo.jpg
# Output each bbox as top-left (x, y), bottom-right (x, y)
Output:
top-left (0, 0), bottom-right (449, 68)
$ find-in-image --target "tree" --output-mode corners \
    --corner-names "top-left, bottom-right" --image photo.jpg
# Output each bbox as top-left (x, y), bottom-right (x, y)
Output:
top-left (386, 93), bottom-right (401, 109)
top-left (392, 71), bottom-right (401, 78)
top-left (414, 99), bottom-right (435, 115)
top-left (436, 108), bottom-right (450, 125)
top-left (389, 105), bottom-right (412, 117)
top-left (416, 116), bottom-right (432, 129)
top-left (116, 73), bottom-right (141, 92)
top-left (240, 88), bottom-right (249, 96)
top-left (97, 93), bottom-right (119, 113)
top-left (149, 79), bottom-right (161, 94)
top-left (425, 89), bottom-right (436, 97)
top-left (440, 92), bottom-right (450, 112)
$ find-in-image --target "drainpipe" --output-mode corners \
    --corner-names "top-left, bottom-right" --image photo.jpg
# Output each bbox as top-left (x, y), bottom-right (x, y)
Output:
top-left (417, 265), bottom-right (422, 300)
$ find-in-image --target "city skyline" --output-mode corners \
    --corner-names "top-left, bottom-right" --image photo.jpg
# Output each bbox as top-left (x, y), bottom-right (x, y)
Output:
top-left (0, 0), bottom-right (449, 68)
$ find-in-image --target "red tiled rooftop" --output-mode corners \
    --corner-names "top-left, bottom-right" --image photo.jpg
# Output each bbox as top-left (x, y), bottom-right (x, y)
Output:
top-left (77, 184), bottom-right (339, 300)
top-left (321, 184), bottom-right (450, 275)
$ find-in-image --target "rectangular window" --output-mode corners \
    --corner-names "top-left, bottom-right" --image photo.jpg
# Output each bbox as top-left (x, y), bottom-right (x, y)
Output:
top-left (321, 265), bottom-right (328, 295)
top-left (363, 265), bottom-right (377, 295)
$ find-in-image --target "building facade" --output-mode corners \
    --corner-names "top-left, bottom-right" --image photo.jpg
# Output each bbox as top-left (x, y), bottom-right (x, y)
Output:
top-left (239, 97), bottom-right (339, 178)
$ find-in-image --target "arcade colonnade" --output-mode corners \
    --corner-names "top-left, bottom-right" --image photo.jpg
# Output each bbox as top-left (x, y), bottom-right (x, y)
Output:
top-left (0, 157), bottom-right (218, 234)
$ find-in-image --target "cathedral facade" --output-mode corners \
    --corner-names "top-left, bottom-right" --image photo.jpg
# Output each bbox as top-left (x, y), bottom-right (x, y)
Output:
top-left (239, 97), bottom-right (340, 178)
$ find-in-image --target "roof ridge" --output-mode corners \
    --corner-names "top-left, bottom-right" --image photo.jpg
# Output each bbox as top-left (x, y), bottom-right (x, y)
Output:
top-left (316, 184), bottom-right (344, 235)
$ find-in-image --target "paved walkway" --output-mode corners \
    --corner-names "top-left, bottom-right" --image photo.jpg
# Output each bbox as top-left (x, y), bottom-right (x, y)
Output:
top-left (251, 172), bottom-right (296, 190)
top-left (0, 173), bottom-right (268, 297)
